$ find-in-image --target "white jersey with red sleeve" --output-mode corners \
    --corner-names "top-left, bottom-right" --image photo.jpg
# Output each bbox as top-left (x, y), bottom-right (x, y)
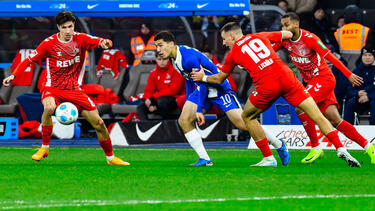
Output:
top-left (28, 32), bottom-right (103, 90)
top-left (96, 49), bottom-right (127, 79)
top-left (11, 49), bottom-right (42, 86)
top-left (220, 32), bottom-right (291, 85)
top-left (278, 29), bottom-right (331, 83)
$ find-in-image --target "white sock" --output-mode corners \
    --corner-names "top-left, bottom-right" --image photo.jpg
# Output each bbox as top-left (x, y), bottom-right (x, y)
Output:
top-left (313, 145), bottom-right (322, 151)
top-left (264, 129), bottom-right (282, 149)
top-left (185, 129), bottom-right (210, 160)
top-left (106, 155), bottom-right (114, 161)
top-left (337, 147), bottom-right (346, 153)
top-left (264, 155), bottom-right (276, 160)
top-left (42, 145), bottom-right (49, 150)
top-left (364, 143), bottom-right (371, 150)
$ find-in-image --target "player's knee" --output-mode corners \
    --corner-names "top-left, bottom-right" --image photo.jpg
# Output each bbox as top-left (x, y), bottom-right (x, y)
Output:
top-left (92, 118), bottom-right (105, 130)
top-left (43, 104), bottom-right (56, 115)
top-left (330, 118), bottom-right (342, 128)
top-left (242, 110), bottom-right (254, 120)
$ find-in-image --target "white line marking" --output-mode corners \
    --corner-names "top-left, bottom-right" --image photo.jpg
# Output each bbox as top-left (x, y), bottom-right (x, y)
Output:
top-left (1, 194), bottom-right (375, 209)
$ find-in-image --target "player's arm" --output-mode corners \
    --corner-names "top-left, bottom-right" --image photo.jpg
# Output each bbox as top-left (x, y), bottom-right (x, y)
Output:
top-left (311, 35), bottom-right (363, 86)
top-left (82, 33), bottom-right (112, 50)
top-left (258, 31), bottom-right (293, 42)
top-left (3, 41), bottom-right (48, 87)
top-left (191, 52), bottom-right (234, 84)
top-left (196, 82), bottom-right (208, 126)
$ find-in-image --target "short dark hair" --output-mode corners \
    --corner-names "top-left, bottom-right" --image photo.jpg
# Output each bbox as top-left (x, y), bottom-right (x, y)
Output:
top-left (278, 0), bottom-right (288, 6)
top-left (154, 31), bottom-right (175, 43)
top-left (282, 12), bottom-right (300, 22)
top-left (56, 10), bottom-right (76, 26)
top-left (220, 22), bottom-right (241, 33)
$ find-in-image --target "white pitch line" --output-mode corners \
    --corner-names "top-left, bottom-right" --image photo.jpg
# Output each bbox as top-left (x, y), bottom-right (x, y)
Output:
top-left (1, 194), bottom-right (375, 210)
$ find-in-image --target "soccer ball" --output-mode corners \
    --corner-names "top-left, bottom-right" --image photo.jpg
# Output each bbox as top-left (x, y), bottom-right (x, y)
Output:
top-left (55, 102), bottom-right (78, 125)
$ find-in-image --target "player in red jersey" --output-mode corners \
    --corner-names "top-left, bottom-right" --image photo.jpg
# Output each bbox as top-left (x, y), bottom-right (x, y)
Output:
top-left (192, 22), bottom-right (360, 167)
top-left (2, 11), bottom-right (129, 165)
top-left (273, 12), bottom-right (375, 164)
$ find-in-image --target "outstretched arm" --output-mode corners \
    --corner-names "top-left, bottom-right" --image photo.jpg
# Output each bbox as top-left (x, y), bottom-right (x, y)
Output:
top-left (325, 52), bottom-right (363, 86)
top-left (2, 58), bottom-right (32, 87)
top-left (191, 68), bottom-right (229, 84)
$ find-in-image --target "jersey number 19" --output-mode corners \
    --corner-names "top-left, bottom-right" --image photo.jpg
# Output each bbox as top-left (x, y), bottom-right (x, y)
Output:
top-left (241, 38), bottom-right (270, 63)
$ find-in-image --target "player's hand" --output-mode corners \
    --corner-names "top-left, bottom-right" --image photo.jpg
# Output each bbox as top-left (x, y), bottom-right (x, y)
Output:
top-left (191, 68), bottom-right (205, 82)
top-left (358, 90), bottom-right (367, 97)
top-left (149, 105), bottom-right (157, 112)
top-left (100, 39), bottom-right (113, 49)
top-left (349, 73), bottom-right (363, 87)
top-left (358, 95), bottom-right (369, 103)
top-left (145, 98), bottom-right (152, 108)
top-left (196, 112), bottom-right (205, 126)
top-left (96, 70), bottom-right (103, 78)
top-left (2, 75), bottom-right (15, 87)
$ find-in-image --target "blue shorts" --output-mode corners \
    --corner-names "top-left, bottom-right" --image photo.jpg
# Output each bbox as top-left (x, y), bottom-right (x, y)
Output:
top-left (187, 89), bottom-right (241, 113)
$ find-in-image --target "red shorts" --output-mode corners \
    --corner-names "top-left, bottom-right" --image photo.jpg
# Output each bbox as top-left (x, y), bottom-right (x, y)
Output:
top-left (41, 88), bottom-right (96, 111)
top-left (249, 69), bottom-right (310, 110)
top-left (305, 74), bottom-right (338, 113)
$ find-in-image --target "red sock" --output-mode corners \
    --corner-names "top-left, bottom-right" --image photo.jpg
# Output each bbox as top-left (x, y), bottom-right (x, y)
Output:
top-left (42, 125), bottom-right (53, 146)
top-left (99, 138), bottom-right (114, 156)
top-left (337, 120), bottom-right (368, 148)
top-left (255, 138), bottom-right (273, 157)
top-left (298, 113), bottom-right (320, 148)
top-left (326, 130), bottom-right (344, 149)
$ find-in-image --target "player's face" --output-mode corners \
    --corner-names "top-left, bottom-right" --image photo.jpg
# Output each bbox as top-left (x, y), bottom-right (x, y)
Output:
top-left (156, 56), bottom-right (169, 68)
top-left (281, 18), bottom-right (299, 35)
top-left (221, 31), bottom-right (235, 49)
top-left (57, 21), bottom-right (75, 41)
top-left (155, 39), bottom-right (174, 59)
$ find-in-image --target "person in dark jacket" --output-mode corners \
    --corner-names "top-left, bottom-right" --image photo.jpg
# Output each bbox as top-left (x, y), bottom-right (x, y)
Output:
top-left (344, 47), bottom-right (375, 125)
top-left (137, 53), bottom-right (185, 120)
top-left (303, 5), bottom-right (339, 52)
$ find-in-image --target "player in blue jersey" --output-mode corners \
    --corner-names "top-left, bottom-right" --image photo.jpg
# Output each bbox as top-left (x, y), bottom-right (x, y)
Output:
top-left (154, 31), bottom-right (290, 166)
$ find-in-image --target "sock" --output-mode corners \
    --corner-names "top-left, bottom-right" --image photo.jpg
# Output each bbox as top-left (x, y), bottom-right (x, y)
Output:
top-left (42, 144), bottom-right (49, 150)
top-left (255, 138), bottom-right (273, 157)
top-left (185, 129), bottom-right (210, 160)
top-left (42, 125), bottom-right (53, 146)
top-left (298, 113), bottom-right (320, 148)
top-left (336, 120), bottom-right (368, 148)
top-left (99, 137), bottom-right (114, 157)
top-left (106, 155), bottom-right (114, 161)
top-left (326, 130), bottom-right (344, 149)
top-left (264, 129), bottom-right (282, 149)
top-left (364, 143), bottom-right (371, 150)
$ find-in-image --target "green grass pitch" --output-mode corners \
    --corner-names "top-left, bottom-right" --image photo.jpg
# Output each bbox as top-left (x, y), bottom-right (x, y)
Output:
top-left (0, 147), bottom-right (374, 210)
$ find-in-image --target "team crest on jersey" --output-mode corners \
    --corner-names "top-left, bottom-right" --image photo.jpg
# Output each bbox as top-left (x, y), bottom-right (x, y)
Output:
top-left (166, 73), bottom-right (171, 79)
top-left (74, 48), bottom-right (80, 54)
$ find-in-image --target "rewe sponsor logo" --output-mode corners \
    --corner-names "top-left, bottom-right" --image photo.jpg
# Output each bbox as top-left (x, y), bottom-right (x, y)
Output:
top-left (290, 56), bottom-right (311, 64)
top-left (136, 122), bottom-right (162, 141)
top-left (56, 56), bottom-right (80, 68)
top-left (195, 120), bottom-right (220, 139)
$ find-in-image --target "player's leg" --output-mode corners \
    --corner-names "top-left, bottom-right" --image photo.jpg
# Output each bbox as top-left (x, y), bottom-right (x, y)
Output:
top-left (81, 109), bottom-right (129, 165)
top-left (324, 104), bottom-right (374, 163)
top-left (296, 106), bottom-right (323, 163)
top-left (298, 76), bottom-right (335, 163)
top-left (178, 100), bottom-right (212, 166)
top-left (32, 96), bottom-right (55, 161)
top-left (242, 99), bottom-right (277, 166)
top-left (281, 72), bottom-right (359, 167)
top-left (297, 98), bottom-right (360, 167)
top-left (224, 101), bottom-right (289, 165)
